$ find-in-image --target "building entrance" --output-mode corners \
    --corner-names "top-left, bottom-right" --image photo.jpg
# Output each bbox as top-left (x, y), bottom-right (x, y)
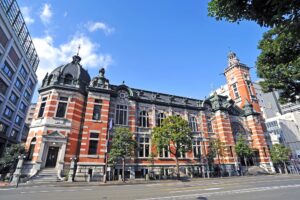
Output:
top-left (45, 146), bottom-right (59, 167)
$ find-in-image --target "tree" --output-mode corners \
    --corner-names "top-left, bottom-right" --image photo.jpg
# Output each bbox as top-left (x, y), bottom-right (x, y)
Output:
top-left (235, 135), bottom-right (253, 171)
top-left (108, 127), bottom-right (136, 182)
top-left (208, 0), bottom-right (300, 103)
top-left (270, 144), bottom-right (291, 174)
top-left (210, 138), bottom-right (225, 177)
top-left (0, 144), bottom-right (25, 177)
top-left (152, 115), bottom-right (192, 179)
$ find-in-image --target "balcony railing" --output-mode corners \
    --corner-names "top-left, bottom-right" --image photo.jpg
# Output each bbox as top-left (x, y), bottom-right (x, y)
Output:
top-left (0, 0), bottom-right (39, 72)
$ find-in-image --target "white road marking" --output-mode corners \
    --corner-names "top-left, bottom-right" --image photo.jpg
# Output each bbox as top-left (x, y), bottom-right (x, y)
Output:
top-left (171, 187), bottom-right (222, 193)
top-left (136, 184), bottom-right (300, 200)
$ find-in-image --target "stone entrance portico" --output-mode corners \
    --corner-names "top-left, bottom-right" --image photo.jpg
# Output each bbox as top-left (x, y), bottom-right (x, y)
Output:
top-left (23, 131), bottom-right (67, 177)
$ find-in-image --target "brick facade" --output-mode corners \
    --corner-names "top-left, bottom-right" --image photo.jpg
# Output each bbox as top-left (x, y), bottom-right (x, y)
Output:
top-left (23, 53), bottom-right (273, 181)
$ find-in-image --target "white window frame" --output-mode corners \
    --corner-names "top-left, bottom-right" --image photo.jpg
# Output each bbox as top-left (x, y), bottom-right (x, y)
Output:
top-left (115, 104), bottom-right (128, 125)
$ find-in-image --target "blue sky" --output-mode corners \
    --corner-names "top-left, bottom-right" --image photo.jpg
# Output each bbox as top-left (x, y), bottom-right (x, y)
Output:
top-left (18, 0), bottom-right (266, 102)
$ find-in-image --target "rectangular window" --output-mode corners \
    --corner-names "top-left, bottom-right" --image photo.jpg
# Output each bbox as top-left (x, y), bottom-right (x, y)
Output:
top-left (55, 97), bottom-right (68, 118)
top-left (28, 79), bottom-right (34, 90)
top-left (10, 129), bottom-right (18, 139)
top-left (159, 146), bottom-right (169, 158)
top-left (20, 102), bottom-right (27, 113)
top-left (88, 132), bottom-right (99, 155)
top-left (138, 135), bottom-right (150, 157)
top-left (24, 90), bottom-right (31, 101)
top-left (15, 78), bottom-right (23, 91)
top-left (193, 139), bottom-right (201, 158)
top-left (2, 61), bottom-right (14, 79)
top-left (92, 104), bottom-right (102, 120)
top-left (206, 115), bottom-right (213, 133)
top-left (0, 27), bottom-right (8, 47)
top-left (20, 65), bottom-right (28, 79)
top-left (0, 122), bottom-right (8, 135)
top-left (38, 97), bottom-right (47, 118)
top-left (0, 78), bottom-right (8, 95)
top-left (232, 83), bottom-right (240, 99)
top-left (9, 92), bottom-right (19, 104)
top-left (8, 47), bottom-right (20, 67)
top-left (246, 81), bottom-right (253, 96)
top-left (116, 105), bottom-right (128, 125)
top-left (4, 106), bottom-right (13, 119)
top-left (15, 115), bottom-right (23, 126)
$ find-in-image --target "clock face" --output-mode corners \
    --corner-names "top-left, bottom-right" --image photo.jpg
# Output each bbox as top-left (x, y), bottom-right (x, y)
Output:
top-left (118, 90), bottom-right (129, 99)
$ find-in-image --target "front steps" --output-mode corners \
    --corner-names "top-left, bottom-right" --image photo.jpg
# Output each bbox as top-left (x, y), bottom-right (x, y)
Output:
top-left (29, 168), bottom-right (60, 184)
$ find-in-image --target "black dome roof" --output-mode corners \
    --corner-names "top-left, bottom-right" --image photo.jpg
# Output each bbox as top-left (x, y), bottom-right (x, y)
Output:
top-left (41, 55), bottom-right (91, 93)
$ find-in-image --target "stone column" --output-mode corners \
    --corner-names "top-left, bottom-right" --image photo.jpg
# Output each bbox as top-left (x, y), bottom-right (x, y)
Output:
top-left (35, 141), bottom-right (45, 171)
top-left (10, 155), bottom-right (26, 186)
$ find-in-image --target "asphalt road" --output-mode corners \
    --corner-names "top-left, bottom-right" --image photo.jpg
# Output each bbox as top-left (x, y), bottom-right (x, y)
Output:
top-left (1, 175), bottom-right (300, 200)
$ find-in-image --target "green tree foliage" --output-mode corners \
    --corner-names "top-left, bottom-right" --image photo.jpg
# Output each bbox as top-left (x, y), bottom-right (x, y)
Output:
top-left (108, 127), bottom-right (136, 181)
top-left (235, 135), bottom-right (253, 170)
top-left (270, 144), bottom-right (291, 173)
top-left (152, 115), bottom-right (192, 179)
top-left (208, 0), bottom-right (300, 103)
top-left (209, 138), bottom-right (226, 176)
top-left (0, 144), bottom-right (25, 175)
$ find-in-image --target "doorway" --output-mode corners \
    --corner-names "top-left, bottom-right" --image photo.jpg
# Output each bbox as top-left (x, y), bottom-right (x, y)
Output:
top-left (45, 146), bottom-right (59, 167)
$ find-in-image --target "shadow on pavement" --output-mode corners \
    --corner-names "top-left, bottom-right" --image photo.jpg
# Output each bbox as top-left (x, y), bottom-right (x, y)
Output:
top-left (197, 197), bottom-right (208, 200)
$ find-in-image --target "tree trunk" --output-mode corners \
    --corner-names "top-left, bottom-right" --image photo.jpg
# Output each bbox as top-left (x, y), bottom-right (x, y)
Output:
top-left (244, 157), bottom-right (248, 172)
top-left (283, 161), bottom-right (288, 174)
top-left (217, 153), bottom-right (221, 177)
top-left (122, 158), bottom-right (125, 182)
top-left (175, 156), bottom-right (180, 180)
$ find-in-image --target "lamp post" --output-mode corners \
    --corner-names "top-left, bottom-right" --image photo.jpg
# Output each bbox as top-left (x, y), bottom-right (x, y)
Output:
top-left (11, 154), bottom-right (26, 187)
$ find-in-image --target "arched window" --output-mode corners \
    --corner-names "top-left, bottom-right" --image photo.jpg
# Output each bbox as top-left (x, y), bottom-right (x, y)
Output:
top-left (27, 137), bottom-right (36, 160)
top-left (189, 116), bottom-right (198, 132)
top-left (139, 111), bottom-right (149, 127)
top-left (47, 74), bottom-right (53, 85)
top-left (156, 112), bottom-right (166, 127)
top-left (64, 74), bottom-right (73, 85)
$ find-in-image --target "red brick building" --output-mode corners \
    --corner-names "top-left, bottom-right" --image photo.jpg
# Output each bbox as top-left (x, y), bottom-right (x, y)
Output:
top-left (23, 52), bottom-right (273, 181)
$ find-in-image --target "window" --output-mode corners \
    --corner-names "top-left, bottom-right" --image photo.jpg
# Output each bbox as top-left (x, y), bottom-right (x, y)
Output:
top-left (15, 78), bottom-right (23, 91)
top-left (4, 107), bottom-right (13, 119)
top-left (20, 66), bottom-right (28, 79)
top-left (0, 123), bottom-right (8, 135)
top-left (206, 115), bottom-right (213, 133)
top-left (27, 138), bottom-right (36, 160)
top-left (189, 116), bottom-right (198, 132)
top-left (232, 83), bottom-right (240, 99)
top-left (156, 112), bottom-right (166, 127)
top-left (229, 146), bottom-right (233, 157)
top-left (0, 27), bottom-right (8, 47)
top-left (92, 100), bottom-right (102, 120)
top-left (28, 79), bottom-right (34, 90)
top-left (8, 47), bottom-right (20, 67)
top-left (115, 105), bottom-right (128, 125)
top-left (64, 74), bottom-right (73, 85)
top-left (55, 97), bottom-right (68, 118)
top-left (0, 78), bottom-right (8, 95)
top-left (159, 146), bottom-right (169, 158)
top-left (47, 74), bottom-right (53, 85)
top-left (15, 115), bottom-right (23, 126)
top-left (24, 90), bottom-right (31, 101)
top-left (180, 146), bottom-right (187, 158)
top-left (10, 129), bottom-right (18, 139)
top-left (2, 61), bottom-right (14, 79)
top-left (138, 135), bottom-right (150, 157)
top-left (193, 139), bottom-right (201, 158)
top-left (20, 102), bottom-right (27, 113)
top-left (246, 81), bottom-right (253, 96)
top-left (9, 92), bottom-right (19, 104)
top-left (38, 97), bottom-right (47, 118)
top-left (139, 111), bottom-right (149, 127)
top-left (88, 132), bottom-right (99, 155)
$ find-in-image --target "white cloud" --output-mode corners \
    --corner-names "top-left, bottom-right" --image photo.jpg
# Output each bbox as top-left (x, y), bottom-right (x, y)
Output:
top-left (33, 34), bottom-right (113, 84)
top-left (21, 6), bottom-right (35, 25)
top-left (86, 21), bottom-right (115, 35)
top-left (40, 4), bottom-right (52, 24)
